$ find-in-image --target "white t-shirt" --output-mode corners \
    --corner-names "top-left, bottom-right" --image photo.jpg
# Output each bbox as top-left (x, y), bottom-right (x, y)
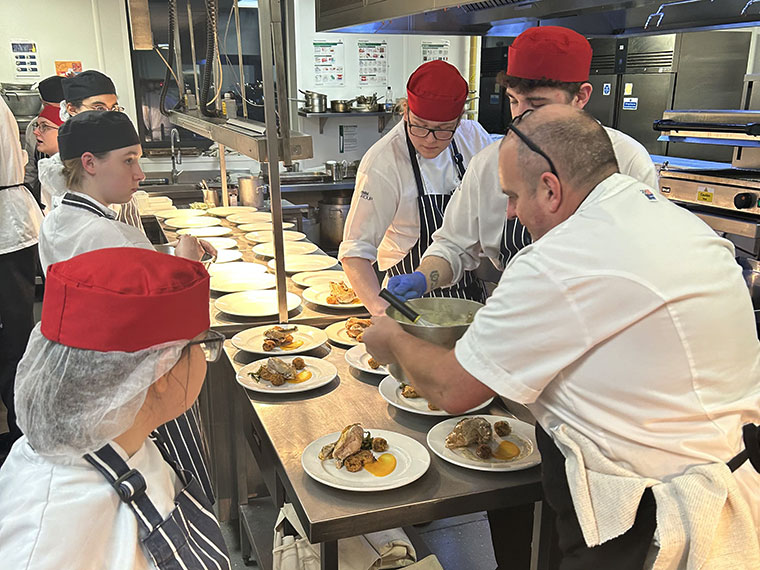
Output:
top-left (455, 173), bottom-right (760, 527)
top-left (0, 437), bottom-right (179, 570)
top-left (338, 119), bottom-right (493, 271)
top-left (39, 191), bottom-right (153, 273)
top-left (423, 127), bottom-right (658, 285)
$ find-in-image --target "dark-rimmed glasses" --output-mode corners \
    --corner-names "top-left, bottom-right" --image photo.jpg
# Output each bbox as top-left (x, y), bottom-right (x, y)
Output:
top-left (406, 111), bottom-right (459, 141)
top-left (186, 329), bottom-right (225, 362)
top-left (508, 109), bottom-right (559, 179)
top-left (81, 103), bottom-right (125, 112)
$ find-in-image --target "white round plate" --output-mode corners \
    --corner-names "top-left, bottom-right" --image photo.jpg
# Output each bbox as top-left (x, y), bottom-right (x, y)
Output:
top-left (302, 284), bottom-right (364, 310)
top-left (292, 270), bottom-right (348, 288)
top-left (207, 206), bottom-right (257, 217)
top-left (231, 324), bottom-right (328, 356)
top-left (345, 344), bottom-right (388, 375)
top-left (214, 290), bottom-right (301, 317)
top-left (202, 237), bottom-right (238, 250)
top-left (378, 375), bottom-right (493, 417)
top-left (177, 226), bottom-right (232, 237)
top-left (213, 249), bottom-right (244, 263)
top-left (210, 270), bottom-right (276, 293)
top-left (238, 222), bottom-right (295, 232)
top-left (164, 216), bottom-right (221, 229)
top-left (154, 208), bottom-right (204, 219)
top-left (227, 212), bottom-right (273, 224)
top-left (236, 356), bottom-right (337, 394)
top-left (207, 261), bottom-right (266, 276)
top-left (426, 415), bottom-right (541, 472)
top-left (253, 241), bottom-right (318, 257)
top-left (267, 255), bottom-right (339, 273)
top-left (324, 320), bottom-right (362, 346)
top-left (302, 429), bottom-right (430, 492)
top-left (244, 230), bottom-right (306, 243)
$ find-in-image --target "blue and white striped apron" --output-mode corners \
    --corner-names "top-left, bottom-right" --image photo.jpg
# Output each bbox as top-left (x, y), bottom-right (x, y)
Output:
top-left (84, 438), bottom-right (230, 570)
top-left (59, 193), bottom-right (216, 504)
top-left (386, 127), bottom-right (487, 303)
top-left (498, 217), bottom-right (532, 268)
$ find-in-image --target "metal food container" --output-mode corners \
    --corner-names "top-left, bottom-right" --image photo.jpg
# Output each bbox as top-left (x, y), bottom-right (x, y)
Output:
top-left (386, 297), bottom-right (483, 383)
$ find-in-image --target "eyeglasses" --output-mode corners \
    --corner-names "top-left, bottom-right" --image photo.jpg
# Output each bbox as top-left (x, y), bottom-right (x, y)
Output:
top-left (81, 103), bottom-right (125, 112)
top-left (507, 109), bottom-right (559, 179)
top-left (33, 120), bottom-right (59, 134)
top-left (186, 329), bottom-right (225, 362)
top-left (406, 112), bottom-right (459, 141)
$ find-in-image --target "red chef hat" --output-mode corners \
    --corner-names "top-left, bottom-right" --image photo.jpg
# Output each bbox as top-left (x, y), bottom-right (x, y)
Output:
top-left (406, 60), bottom-right (468, 122)
top-left (38, 103), bottom-right (63, 127)
top-left (508, 26), bottom-right (592, 83)
top-left (41, 248), bottom-right (210, 352)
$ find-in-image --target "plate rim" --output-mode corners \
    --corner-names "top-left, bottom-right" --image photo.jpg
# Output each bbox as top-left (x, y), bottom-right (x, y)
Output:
top-left (238, 221), bottom-right (295, 232)
top-left (243, 230), bottom-right (306, 243)
top-left (201, 237), bottom-right (238, 250)
top-left (378, 375), bottom-right (493, 417)
top-left (426, 414), bottom-right (541, 472)
top-left (213, 250), bottom-right (244, 263)
top-left (226, 212), bottom-right (273, 224)
top-left (207, 261), bottom-right (266, 276)
top-left (235, 355), bottom-right (337, 394)
top-left (267, 254), bottom-right (339, 273)
top-left (207, 206), bottom-right (258, 216)
top-left (252, 241), bottom-right (318, 257)
top-left (164, 217), bottom-right (221, 228)
top-left (231, 324), bottom-right (329, 355)
top-left (214, 290), bottom-right (301, 317)
top-left (209, 272), bottom-right (276, 293)
top-left (176, 226), bottom-right (232, 237)
top-left (301, 428), bottom-right (431, 492)
top-left (291, 270), bottom-right (348, 288)
top-left (344, 344), bottom-right (388, 375)
top-left (324, 320), bottom-right (361, 346)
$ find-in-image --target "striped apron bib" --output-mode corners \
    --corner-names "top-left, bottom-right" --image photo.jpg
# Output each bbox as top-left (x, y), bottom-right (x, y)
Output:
top-left (386, 128), bottom-right (486, 303)
top-left (61, 192), bottom-right (215, 503)
top-left (84, 438), bottom-right (230, 570)
top-left (498, 217), bottom-right (532, 268)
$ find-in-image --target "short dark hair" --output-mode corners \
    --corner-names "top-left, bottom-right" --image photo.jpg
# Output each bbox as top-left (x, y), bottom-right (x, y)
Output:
top-left (497, 72), bottom-right (584, 101)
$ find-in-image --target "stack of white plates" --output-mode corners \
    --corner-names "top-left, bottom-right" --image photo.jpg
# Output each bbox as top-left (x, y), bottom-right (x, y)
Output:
top-left (214, 290), bottom-right (301, 317)
top-left (227, 212), bottom-right (273, 225)
top-left (238, 222), bottom-right (295, 232)
top-left (207, 206), bottom-right (258, 217)
top-left (164, 216), bottom-right (222, 229)
top-left (252, 241), bottom-right (318, 257)
top-left (243, 230), bottom-right (306, 243)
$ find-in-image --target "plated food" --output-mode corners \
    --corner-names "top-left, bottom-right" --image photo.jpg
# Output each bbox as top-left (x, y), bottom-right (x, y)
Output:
top-left (301, 427), bottom-right (430, 491)
top-left (302, 281), bottom-right (364, 310)
top-left (344, 344), bottom-right (388, 375)
top-left (345, 317), bottom-right (371, 341)
top-left (236, 355), bottom-right (337, 394)
top-left (291, 270), bottom-right (348, 288)
top-left (231, 324), bottom-right (328, 356)
top-left (377, 376), bottom-right (493, 417)
top-left (214, 290), bottom-right (301, 317)
top-left (426, 415), bottom-right (541, 472)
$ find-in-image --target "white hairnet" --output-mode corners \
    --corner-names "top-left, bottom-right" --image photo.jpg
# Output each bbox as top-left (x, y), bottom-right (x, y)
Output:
top-left (15, 324), bottom-right (187, 457)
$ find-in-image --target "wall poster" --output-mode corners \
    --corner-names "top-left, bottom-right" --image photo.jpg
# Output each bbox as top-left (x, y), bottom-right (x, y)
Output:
top-left (313, 39), bottom-right (345, 86)
top-left (421, 40), bottom-right (450, 62)
top-left (10, 40), bottom-right (39, 80)
top-left (357, 40), bottom-right (387, 87)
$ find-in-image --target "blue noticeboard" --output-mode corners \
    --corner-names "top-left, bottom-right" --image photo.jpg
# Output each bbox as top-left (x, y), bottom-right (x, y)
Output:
top-left (622, 97), bottom-right (638, 111)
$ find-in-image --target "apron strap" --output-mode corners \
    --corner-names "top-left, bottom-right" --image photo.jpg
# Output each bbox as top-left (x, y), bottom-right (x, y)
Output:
top-left (450, 138), bottom-right (466, 180)
top-left (0, 182), bottom-right (23, 191)
top-left (83, 443), bottom-right (166, 535)
top-left (61, 192), bottom-right (111, 218)
top-left (727, 423), bottom-right (760, 473)
top-left (404, 125), bottom-right (427, 199)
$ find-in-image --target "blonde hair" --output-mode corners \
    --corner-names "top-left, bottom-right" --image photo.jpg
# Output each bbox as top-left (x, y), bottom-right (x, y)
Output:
top-left (62, 152), bottom-right (108, 191)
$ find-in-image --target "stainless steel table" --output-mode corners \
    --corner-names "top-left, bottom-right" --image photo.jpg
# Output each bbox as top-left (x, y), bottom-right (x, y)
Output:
top-left (225, 341), bottom-right (556, 570)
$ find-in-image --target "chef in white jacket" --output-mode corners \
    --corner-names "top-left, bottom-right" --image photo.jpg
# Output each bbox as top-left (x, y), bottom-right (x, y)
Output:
top-left (365, 105), bottom-right (760, 567)
top-left (0, 247), bottom-right (230, 570)
top-left (339, 60), bottom-right (493, 315)
top-left (387, 26), bottom-right (658, 300)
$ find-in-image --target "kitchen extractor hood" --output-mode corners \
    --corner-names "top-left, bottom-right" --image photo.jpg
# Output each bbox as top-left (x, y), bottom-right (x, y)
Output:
top-left (317, 0), bottom-right (760, 36)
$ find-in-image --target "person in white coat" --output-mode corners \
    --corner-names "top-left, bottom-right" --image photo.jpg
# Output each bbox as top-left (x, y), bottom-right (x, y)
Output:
top-left (0, 247), bottom-right (230, 570)
top-left (339, 60), bottom-right (493, 315)
top-left (0, 95), bottom-right (43, 462)
top-left (364, 105), bottom-right (760, 567)
top-left (387, 26), bottom-right (658, 300)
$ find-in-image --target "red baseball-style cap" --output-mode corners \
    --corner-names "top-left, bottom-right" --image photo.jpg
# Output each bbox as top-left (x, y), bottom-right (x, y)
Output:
top-left (507, 26), bottom-right (592, 83)
top-left (38, 104), bottom-right (63, 127)
top-left (41, 248), bottom-right (210, 352)
top-left (406, 60), bottom-right (468, 122)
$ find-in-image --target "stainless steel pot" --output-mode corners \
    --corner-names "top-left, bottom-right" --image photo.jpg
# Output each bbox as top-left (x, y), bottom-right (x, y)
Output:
top-left (352, 93), bottom-right (383, 113)
top-left (330, 99), bottom-right (354, 113)
top-left (386, 297), bottom-right (483, 383)
top-left (1, 82), bottom-right (35, 91)
top-left (2, 89), bottom-right (41, 117)
top-left (324, 160), bottom-right (348, 181)
top-left (318, 195), bottom-right (351, 248)
top-left (300, 89), bottom-right (327, 113)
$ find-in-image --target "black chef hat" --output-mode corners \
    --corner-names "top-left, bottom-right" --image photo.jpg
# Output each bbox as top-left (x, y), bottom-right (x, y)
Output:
top-left (62, 70), bottom-right (116, 102)
top-left (38, 76), bottom-right (64, 104)
top-left (58, 111), bottom-right (140, 161)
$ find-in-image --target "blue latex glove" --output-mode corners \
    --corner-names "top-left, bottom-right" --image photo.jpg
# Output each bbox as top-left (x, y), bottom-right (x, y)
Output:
top-left (387, 271), bottom-right (427, 301)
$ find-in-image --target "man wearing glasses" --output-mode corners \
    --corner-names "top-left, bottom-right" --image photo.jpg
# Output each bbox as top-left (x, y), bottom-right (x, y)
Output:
top-left (339, 60), bottom-right (493, 315)
top-left (387, 26), bottom-right (658, 301)
top-left (31, 104), bottom-right (63, 210)
top-left (37, 70), bottom-right (142, 230)
top-left (365, 105), bottom-right (760, 567)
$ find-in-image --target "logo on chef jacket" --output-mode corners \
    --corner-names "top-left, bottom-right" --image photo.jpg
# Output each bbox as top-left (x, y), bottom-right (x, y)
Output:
top-left (640, 188), bottom-right (657, 201)
top-left (360, 190), bottom-right (373, 201)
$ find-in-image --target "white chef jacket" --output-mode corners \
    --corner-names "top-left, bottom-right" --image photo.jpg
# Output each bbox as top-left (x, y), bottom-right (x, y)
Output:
top-left (423, 126), bottom-right (658, 285)
top-left (0, 96), bottom-right (43, 255)
top-left (338, 119), bottom-right (493, 271)
top-left (0, 437), bottom-right (179, 570)
top-left (455, 172), bottom-right (760, 529)
top-left (39, 191), bottom-right (153, 273)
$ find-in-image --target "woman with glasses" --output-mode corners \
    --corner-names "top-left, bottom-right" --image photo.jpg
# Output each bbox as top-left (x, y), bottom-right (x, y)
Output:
top-left (338, 60), bottom-right (493, 315)
top-left (37, 110), bottom-right (217, 504)
top-left (38, 70), bottom-right (142, 230)
top-left (32, 104), bottom-right (63, 210)
top-left (0, 247), bottom-right (230, 569)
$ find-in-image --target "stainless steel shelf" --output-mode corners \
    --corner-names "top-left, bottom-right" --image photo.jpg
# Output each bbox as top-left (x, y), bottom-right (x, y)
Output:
top-left (297, 110), bottom-right (393, 134)
top-left (169, 110), bottom-right (313, 161)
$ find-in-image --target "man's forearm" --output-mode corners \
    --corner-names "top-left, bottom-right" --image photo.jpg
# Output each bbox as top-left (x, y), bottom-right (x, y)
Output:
top-left (417, 256), bottom-right (454, 293)
top-left (341, 256), bottom-right (388, 316)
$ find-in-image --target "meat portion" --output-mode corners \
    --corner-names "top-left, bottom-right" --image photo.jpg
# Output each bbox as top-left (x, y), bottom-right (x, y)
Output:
top-left (400, 385), bottom-right (419, 399)
top-left (445, 417), bottom-right (493, 449)
top-left (332, 423), bottom-right (365, 467)
top-left (266, 357), bottom-right (296, 380)
top-left (262, 325), bottom-right (297, 350)
top-left (371, 437), bottom-right (388, 452)
top-left (318, 443), bottom-right (335, 460)
top-left (344, 449), bottom-right (375, 472)
top-left (345, 318), bottom-right (371, 341)
top-left (494, 420), bottom-right (511, 437)
top-left (328, 281), bottom-right (358, 304)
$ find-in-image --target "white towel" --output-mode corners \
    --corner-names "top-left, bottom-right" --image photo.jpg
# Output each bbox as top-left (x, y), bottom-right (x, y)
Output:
top-left (551, 424), bottom-right (760, 569)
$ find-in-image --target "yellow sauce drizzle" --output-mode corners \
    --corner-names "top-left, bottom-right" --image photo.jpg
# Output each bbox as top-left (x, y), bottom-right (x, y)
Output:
top-left (363, 453), bottom-right (396, 477)
top-left (288, 370), bottom-right (312, 384)
top-left (493, 441), bottom-right (520, 461)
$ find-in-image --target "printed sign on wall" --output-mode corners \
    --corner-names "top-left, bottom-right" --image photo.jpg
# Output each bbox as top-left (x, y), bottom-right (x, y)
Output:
top-left (357, 40), bottom-right (387, 87)
top-left (55, 60), bottom-right (83, 76)
top-left (11, 40), bottom-right (39, 79)
top-left (421, 40), bottom-right (450, 62)
top-left (313, 40), bottom-right (344, 87)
